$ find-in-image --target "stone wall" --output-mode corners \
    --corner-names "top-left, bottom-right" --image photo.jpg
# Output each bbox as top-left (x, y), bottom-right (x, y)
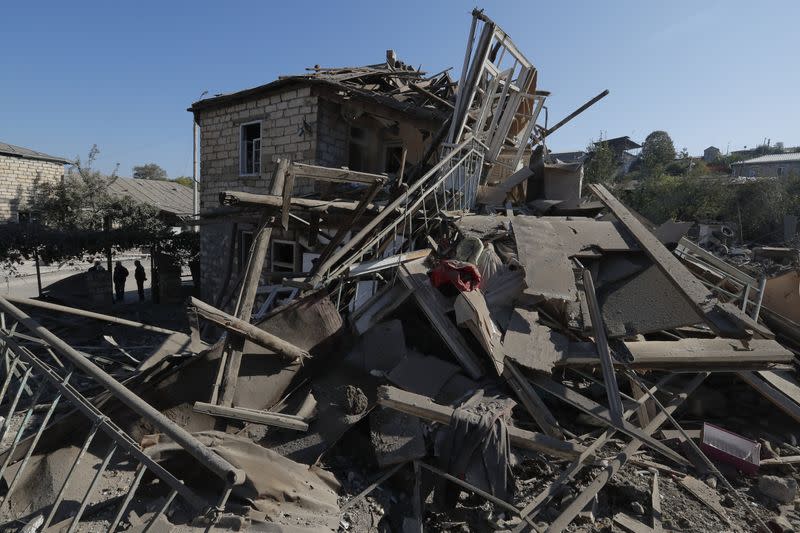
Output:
top-left (195, 85), bottom-right (319, 302)
top-left (0, 155), bottom-right (65, 222)
top-left (316, 98), bottom-right (349, 168)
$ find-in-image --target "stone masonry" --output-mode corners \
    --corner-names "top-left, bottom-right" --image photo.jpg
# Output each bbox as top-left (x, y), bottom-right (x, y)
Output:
top-left (195, 85), bottom-right (319, 302)
top-left (193, 83), bottom-right (441, 303)
top-left (0, 155), bottom-right (65, 222)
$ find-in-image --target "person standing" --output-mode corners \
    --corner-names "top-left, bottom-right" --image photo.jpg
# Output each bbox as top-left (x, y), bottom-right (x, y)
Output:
top-left (113, 261), bottom-right (129, 302)
top-left (134, 260), bottom-right (147, 302)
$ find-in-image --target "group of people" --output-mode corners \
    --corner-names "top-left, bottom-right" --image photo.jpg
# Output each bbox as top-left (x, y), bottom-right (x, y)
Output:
top-left (107, 260), bottom-right (147, 303)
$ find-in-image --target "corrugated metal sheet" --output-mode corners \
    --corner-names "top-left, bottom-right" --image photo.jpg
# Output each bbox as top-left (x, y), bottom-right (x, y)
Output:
top-left (732, 153), bottom-right (800, 165)
top-left (0, 141), bottom-right (71, 164)
top-left (107, 177), bottom-right (193, 216)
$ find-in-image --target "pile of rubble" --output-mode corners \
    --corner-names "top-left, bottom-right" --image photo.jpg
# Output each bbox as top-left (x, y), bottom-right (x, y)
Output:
top-left (2, 9), bottom-right (800, 533)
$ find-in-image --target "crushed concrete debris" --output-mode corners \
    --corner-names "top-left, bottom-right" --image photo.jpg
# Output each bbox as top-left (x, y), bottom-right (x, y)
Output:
top-left (1, 8), bottom-right (800, 533)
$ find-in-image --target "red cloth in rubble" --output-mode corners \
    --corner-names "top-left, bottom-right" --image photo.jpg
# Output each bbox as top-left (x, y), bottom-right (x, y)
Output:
top-left (429, 260), bottom-right (482, 292)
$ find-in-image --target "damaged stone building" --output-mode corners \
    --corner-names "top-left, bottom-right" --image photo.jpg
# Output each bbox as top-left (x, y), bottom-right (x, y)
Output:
top-left (188, 61), bottom-right (450, 301)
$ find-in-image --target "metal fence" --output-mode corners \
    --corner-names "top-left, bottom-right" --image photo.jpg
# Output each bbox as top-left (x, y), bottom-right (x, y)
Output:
top-left (0, 296), bottom-right (243, 532)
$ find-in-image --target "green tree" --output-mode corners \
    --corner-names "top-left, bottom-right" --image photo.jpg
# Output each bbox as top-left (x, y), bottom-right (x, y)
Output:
top-left (171, 176), bottom-right (193, 188)
top-left (133, 163), bottom-right (167, 181)
top-left (1, 147), bottom-right (197, 268)
top-left (584, 139), bottom-right (616, 184)
top-left (641, 131), bottom-right (676, 176)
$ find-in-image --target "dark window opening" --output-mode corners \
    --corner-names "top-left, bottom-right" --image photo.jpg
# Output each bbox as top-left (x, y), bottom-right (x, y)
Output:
top-left (271, 240), bottom-right (297, 272)
top-left (348, 126), bottom-right (368, 172)
top-left (240, 122), bottom-right (261, 175)
top-left (384, 144), bottom-right (404, 175)
top-left (238, 231), bottom-right (254, 273)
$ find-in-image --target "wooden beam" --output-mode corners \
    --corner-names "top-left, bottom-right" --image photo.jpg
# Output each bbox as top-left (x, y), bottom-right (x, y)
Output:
top-left (589, 184), bottom-right (765, 339)
top-left (543, 373), bottom-right (708, 532)
top-left (560, 338), bottom-right (792, 369)
top-left (193, 401), bottom-right (308, 431)
top-left (651, 470), bottom-right (662, 532)
top-left (217, 159), bottom-right (287, 407)
top-left (738, 370), bottom-right (800, 424)
top-left (3, 296), bottom-right (179, 336)
top-left (397, 260), bottom-right (484, 379)
top-left (376, 385), bottom-right (584, 460)
top-left (529, 376), bottom-right (690, 467)
top-left (287, 162), bottom-right (389, 185)
top-left (513, 374), bottom-right (678, 529)
top-left (306, 180), bottom-right (383, 285)
top-left (503, 360), bottom-right (564, 439)
top-left (189, 297), bottom-right (307, 361)
top-left (582, 269), bottom-right (624, 422)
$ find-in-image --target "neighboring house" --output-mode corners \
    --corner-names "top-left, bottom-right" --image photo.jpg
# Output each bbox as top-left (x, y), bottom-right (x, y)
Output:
top-left (0, 141), bottom-right (71, 223)
top-left (600, 136), bottom-right (641, 174)
top-left (547, 151), bottom-right (587, 164)
top-left (703, 146), bottom-right (722, 163)
top-left (731, 153), bottom-right (800, 178)
top-left (549, 136), bottom-right (641, 176)
top-left (188, 59), bottom-right (450, 301)
top-left (107, 177), bottom-right (193, 227)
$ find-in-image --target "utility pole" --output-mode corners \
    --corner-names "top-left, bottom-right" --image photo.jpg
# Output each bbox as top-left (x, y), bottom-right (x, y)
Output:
top-left (192, 90), bottom-right (208, 233)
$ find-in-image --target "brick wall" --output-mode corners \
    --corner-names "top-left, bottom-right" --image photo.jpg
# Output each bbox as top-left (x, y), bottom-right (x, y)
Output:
top-left (195, 85), bottom-right (319, 302)
top-left (0, 155), bottom-right (65, 222)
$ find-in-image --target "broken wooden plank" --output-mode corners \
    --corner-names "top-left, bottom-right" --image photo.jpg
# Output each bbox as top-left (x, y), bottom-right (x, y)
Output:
top-left (376, 385), bottom-right (584, 459)
top-left (529, 375), bottom-right (690, 467)
top-left (589, 183), bottom-right (766, 339)
top-left (348, 249), bottom-right (431, 277)
top-left (541, 373), bottom-right (708, 533)
top-left (350, 282), bottom-right (411, 335)
top-left (739, 370), bottom-right (800, 424)
top-left (558, 338), bottom-right (792, 369)
top-left (306, 180), bottom-right (384, 285)
top-left (503, 359), bottom-right (564, 439)
top-left (454, 290), bottom-right (504, 374)
top-left (582, 269), bottom-right (624, 422)
top-left (416, 460), bottom-right (520, 515)
top-left (613, 513), bottom-right (654, 533)
top-left (679, 475), bottom-right (732, 525)
top-left (397, 260), bottom-right (484, 379)
top-left (3, 296), bottom-right (179, 335)
top-left (287, 162), bottom-right (389, 185)
top-left (218, 158), bottom-right (288, 407)
top-left (189, 297), bottom-right (308, 361)
top-left (192, 401), bottom-right (308, 431)
top-left (651, 470), bottom-right (662, 532)
top-left (512, 374), bottom-right (679, 530)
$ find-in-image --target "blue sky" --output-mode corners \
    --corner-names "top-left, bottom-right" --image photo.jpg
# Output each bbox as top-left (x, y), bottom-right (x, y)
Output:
top-left (2, 1), bottom-right (798, 177)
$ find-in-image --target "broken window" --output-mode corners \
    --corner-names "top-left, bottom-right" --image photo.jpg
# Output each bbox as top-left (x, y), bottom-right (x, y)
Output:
top-left (271, 240), bottom-right (297, 272)
top-left (348, 126), bottom-right (368, 172)
top-left (17, 211), bottom-right (36, 224)
top-left (383, 143), bottom-right (404, 176)
top-left (240, 121), bottom-right (261, 175)
top-left (778, 166), bottom-right (785, 177)
top-left (238, 230), bottom-right (253, 273)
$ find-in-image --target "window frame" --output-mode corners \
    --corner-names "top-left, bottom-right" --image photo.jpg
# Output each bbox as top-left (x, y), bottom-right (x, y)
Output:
top-left (271, 239), bottom-right (298, 273)
top-left (239, 120), bottom-right (262, 176)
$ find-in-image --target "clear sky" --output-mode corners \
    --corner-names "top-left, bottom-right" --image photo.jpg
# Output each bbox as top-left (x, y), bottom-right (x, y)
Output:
top-left (2, 1), bottom-right (798, 177)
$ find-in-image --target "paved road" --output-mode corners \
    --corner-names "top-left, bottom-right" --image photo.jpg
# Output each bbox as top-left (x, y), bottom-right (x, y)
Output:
top-left (0, 256), bottom-right (153, 302)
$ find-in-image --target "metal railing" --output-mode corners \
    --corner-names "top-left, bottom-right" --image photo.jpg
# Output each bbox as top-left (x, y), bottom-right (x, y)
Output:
top-left (318, 138), bottom-right (484, 284)
top-left (0, 296), bottom-right (243, 531)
